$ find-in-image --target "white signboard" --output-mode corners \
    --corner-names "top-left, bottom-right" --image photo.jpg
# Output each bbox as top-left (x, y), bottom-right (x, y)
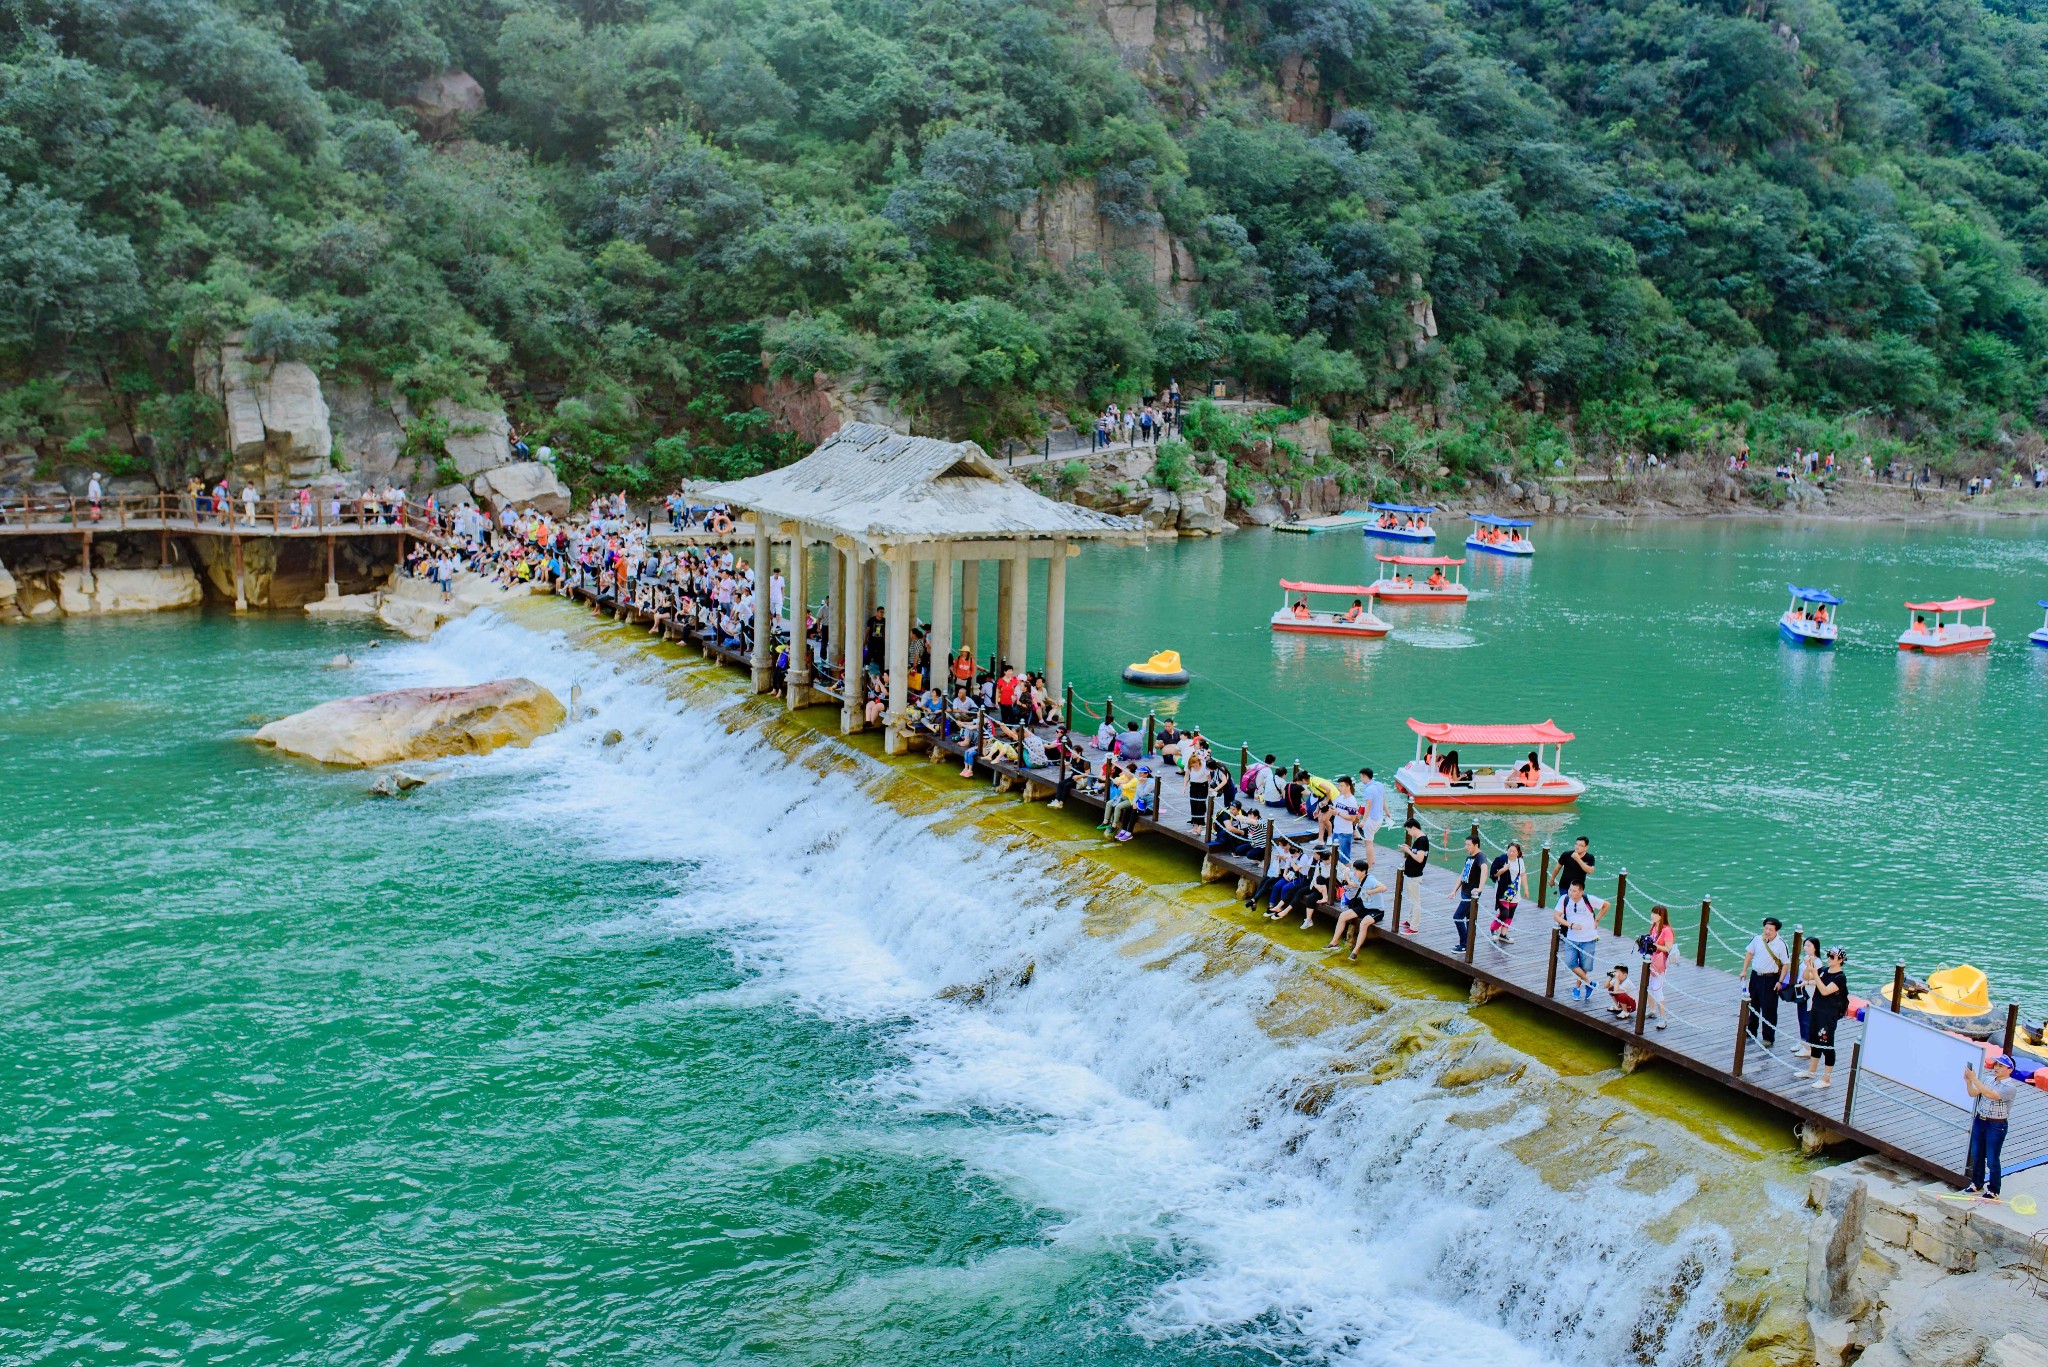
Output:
top-left (1860, 1008), bottom-right (1981, 1110)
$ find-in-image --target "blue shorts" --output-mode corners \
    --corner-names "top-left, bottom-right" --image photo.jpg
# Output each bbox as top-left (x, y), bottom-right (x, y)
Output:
top-left (1562, 939), bottom-right (1595, 974)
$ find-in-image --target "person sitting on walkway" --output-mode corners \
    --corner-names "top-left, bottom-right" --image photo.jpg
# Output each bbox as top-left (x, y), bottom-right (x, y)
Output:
top-left (1256, 756), bottom-right (1288, 808)
top-left (1329, 864), bottom-right (1387, 958)
top-left (1094, 714), bottom-right (1119, 752)
top-left (1116, 721), bottom-right (1147, 762)
top-left (1963, 1053), bottom-right (2019, 1203)
top-left (1207, 803), bottom-right (1262, 858)
top-left (1100, 764), bottom-right (1141, 841)
top-left (1254, 839), bottom-right (1309, 916)
top-left (1602, 964), bottom-right (1638, 1020)
top-left (1156, 719), bottom-right (1184, 766)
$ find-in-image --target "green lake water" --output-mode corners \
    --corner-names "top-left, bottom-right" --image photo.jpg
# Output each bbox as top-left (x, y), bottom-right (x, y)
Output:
top-left (4, 608), bottom-right (1748, 1367)
top-left (11, 512), bottom-right (2028, 1365)
top-left (1055, 517), bottom-right (2048, 1003)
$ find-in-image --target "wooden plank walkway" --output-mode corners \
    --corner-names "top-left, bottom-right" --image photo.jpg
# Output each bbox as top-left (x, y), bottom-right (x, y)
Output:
top-left (564, 577), bottom-right (2042, 1186)
top-left (0, 493), bottom-right (446, 542)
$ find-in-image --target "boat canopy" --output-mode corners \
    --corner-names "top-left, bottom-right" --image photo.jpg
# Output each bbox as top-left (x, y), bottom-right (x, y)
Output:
top-left (1468, 514), bottom-right (1533, 528)
top-left (1367, 502), bottom-right (1436, 514)
top-left (1788, 584), bottom-right (1843, 606)
top-left (1375, 554), bottom-right (1466, 567)
top-left (1905, 597), bottom-right (1994, 612)
top-left (1407, 718), bottom-right (1575, 745)
top-left (1280, 578), bottom-right (1371, 596)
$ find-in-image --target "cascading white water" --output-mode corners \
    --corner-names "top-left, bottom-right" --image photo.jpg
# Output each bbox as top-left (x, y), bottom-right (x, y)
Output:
top-left (370, 610), bottom-right (1760, 1366)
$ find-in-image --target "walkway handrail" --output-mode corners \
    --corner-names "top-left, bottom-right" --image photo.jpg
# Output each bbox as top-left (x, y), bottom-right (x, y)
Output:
top-left (0, 489), bottom-right (446, 535)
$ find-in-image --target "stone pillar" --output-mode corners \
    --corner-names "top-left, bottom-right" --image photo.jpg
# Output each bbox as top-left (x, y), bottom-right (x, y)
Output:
top-left (825, 541), bottom-right (844, 674)
top-left (883, 546), bottom-right (912, 754)
top-left (929, 542), bottom-right (954, 701)
top-left (324, 534), bottom-right (339, 601)
top-left (841, 545), bottom-right (865, 734)
top-left (1045, 540), bottom-right (1068, 695)
top-left (995, 557), bottom-right (1013, 671)
top-left (750, 522), bottom-right (774, 692)
top-left (1005, 552), bottom-right (1030, 672)
top-left (961, 559), bottom-right (980, 658)
top-left (231, 533), bottom-right (247, 612)
top-left (785, 529), bottom-right (811, 708)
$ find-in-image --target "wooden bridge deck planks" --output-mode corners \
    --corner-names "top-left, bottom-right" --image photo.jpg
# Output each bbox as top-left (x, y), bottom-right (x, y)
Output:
top-left (571, 581), bottom-right (2042, 1188)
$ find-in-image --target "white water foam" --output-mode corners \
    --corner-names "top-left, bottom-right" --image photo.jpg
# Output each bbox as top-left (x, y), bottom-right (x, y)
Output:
top-left (365, 612), bottom-right (1743, 1366)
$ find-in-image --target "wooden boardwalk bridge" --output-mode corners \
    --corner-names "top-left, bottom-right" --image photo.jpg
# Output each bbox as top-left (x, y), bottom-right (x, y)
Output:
top-left (0, 491), bottom-right (444, 541)
top-left (564, 575), bottom-right (2042, 1188)
top-left (0, 491), bottom-right (446, 609)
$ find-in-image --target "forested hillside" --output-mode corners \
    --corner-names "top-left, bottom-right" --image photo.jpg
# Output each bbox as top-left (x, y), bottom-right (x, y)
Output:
top-left (4, 0), bottom-right (2047, 494)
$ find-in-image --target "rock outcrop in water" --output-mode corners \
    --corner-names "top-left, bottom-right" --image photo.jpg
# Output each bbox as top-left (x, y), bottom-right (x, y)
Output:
top-left (1773, 1158), bottom-right (2048, 1367)
top-left (254, 678), bottom-right (566, 767)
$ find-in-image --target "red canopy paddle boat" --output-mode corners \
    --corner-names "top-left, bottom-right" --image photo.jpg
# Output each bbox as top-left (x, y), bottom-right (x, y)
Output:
top-left (1367, 555), bottom-right (1469, 604)
top-left (1271, 579), bottom-right (1390, 638)
top-left (1897, 597), bottom-right (1994, 654)
top-left (1394, 718), bottom-right (1583, 808)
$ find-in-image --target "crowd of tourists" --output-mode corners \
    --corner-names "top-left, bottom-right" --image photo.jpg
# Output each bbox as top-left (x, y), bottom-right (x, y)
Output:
top-left (1089, 381), bottom-right (1186, 451)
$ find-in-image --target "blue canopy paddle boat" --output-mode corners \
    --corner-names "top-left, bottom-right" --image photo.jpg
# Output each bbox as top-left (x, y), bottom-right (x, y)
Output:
top-left (1465, 514), bottom-right (1534, 557)
top-left (1780, 585), bottom-right (1842, 647)
top-left (2032, 601), bottom-right (2048, 649)
top-left (1362, 502), bottom-right (1438, 542)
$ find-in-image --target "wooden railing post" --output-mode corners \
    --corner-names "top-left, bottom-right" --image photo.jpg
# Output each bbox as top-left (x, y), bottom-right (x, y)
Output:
top-left (1544, 928), bottom-right (1560, 998)
top-left (1634, 962), bottom-right (1651, 1035)
top-left (1391, 864), bottom-right (1406, 930)
top-left (1612, 869), bottom-right (1628, 937)
top-left (1695, 897), bottom-right (1712, 967)
top-left (1104, 697), bottom-right (1114, 727)
top-left (1842, 1042), bottom-right (1862, 1123)
top-left (2004, 1003), bottom-right (2020, 1057)
top-left (1733, 1000), bottom-right (1752, 1077)
top-left (1144, 712), bottom-right (1156, 755)
top-left (1536, 843), bottom-right (1551, 910)
top-left (1891, 964), bottom-right (1905, 1013)
top-left (1259, 820), bottom-right (1274, 883)
top-left (1063, 684), bottom-right (1073, 731)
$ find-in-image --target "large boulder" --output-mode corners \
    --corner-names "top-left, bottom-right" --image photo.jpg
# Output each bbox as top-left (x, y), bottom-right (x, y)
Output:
top-left (254, 678), bottom-right (566, 767)
top-left (434, 398), bottom-right (512, 478)
top-left (55, 566), bottom-right (203, 615)
top-left (1176, 474), bottom-right (1228, 535)
top-left (328, 381), bottom-right (415, 482)
top-left (194, 337), bottom-right (333, 491)
top-left (409, 70), bottom-right (485, 141)
top-left (472, 460), bottom-right (570, 516)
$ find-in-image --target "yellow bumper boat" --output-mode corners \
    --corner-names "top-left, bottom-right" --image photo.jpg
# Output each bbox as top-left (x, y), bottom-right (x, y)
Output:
top-left (1122, 650), bottom-right (1189, 687)
top-left (1882, 965), bottom-right (2000, 1038)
